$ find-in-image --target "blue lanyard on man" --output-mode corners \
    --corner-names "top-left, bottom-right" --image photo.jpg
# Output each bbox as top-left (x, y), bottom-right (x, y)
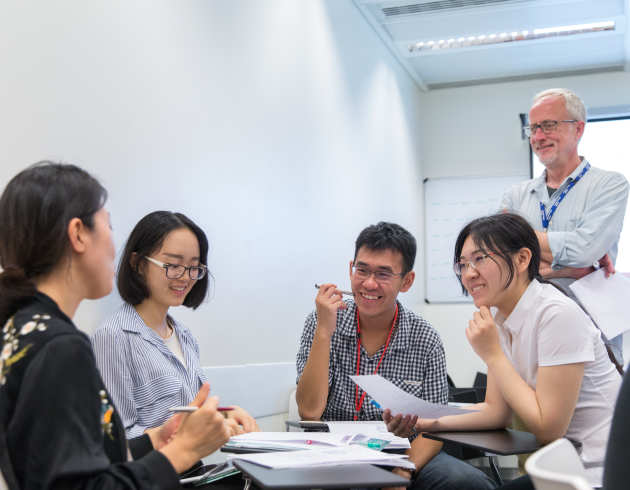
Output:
top-left (539, 162), bottom-right (590, 231)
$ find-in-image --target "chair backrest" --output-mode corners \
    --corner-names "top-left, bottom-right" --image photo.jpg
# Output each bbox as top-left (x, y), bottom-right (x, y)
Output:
top-left (202, 362), bottom-right (296, 418)
top-left (525, 438), bottom-right (592, 490)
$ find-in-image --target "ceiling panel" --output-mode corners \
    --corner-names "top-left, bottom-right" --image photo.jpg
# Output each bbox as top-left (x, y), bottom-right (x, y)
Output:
top-left (383, 0), bottom-right (624, 41)
top-left (354, 0), bottom-right (630, 89)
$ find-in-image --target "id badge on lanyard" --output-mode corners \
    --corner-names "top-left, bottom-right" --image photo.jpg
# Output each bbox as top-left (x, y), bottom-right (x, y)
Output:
top-left (539, 162), bottom-right (590, 231)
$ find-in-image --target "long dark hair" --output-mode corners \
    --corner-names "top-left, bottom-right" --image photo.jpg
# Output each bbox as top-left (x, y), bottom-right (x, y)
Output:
top-left (0, 162), bottom-right (107, 324)
top-left (453, 213), bottom-right (540, 295)
top-left (117, 211), bottom-right (210, 309)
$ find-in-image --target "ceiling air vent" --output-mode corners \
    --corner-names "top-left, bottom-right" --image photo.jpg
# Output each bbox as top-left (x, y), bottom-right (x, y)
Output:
top-left (382, 0), bottom-right (531, 16)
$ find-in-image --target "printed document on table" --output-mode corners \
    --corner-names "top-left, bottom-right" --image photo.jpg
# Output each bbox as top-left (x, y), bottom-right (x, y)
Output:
top-left (350, 374), bottom-right (476, 418)
top-left (569, 269), bottom-right (630, 339)
top-left (325, 421), bottom-right (410, 448)
top-left (230, 445), bottom-right (416, 470)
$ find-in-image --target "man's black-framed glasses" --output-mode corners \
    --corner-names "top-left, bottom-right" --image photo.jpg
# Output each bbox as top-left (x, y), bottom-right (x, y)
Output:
top-left (524, 119), bottom-right (578, 138)
top-left (352, 264), bottom-right (404, 283)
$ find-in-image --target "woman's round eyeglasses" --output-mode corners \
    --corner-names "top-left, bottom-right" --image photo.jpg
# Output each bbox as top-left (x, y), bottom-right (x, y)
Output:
top-left (144, 256), bottom-right (207, 280)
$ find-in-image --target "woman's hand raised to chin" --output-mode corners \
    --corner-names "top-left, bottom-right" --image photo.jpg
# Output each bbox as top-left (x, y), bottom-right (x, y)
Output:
top-left (466, 306), bottom-right (504, 365)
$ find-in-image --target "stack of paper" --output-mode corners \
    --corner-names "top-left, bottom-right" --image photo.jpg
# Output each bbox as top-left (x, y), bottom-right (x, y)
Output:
top-left (224, 432), bottom-right (354, 452)
top-left (226, 429), bottom-right (410, 452)
top-left (230, 445), bottom-right (416, 470)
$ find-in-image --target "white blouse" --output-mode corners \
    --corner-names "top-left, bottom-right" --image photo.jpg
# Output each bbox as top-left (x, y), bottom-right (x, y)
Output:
top-left (494, 279), bottom-right (621, 487)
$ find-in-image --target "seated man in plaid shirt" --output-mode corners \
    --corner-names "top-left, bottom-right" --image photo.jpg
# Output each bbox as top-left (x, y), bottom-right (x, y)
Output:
top-left (296, 222), bottom-right (495, 490)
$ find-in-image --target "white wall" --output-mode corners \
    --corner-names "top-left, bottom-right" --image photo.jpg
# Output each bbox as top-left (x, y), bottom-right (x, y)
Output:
top-left (416, 71), bottom-right (630, 384)
top-left (2, 1), bottom-right (628, 389)
top-left (0, 1), bottom-right (425, 367)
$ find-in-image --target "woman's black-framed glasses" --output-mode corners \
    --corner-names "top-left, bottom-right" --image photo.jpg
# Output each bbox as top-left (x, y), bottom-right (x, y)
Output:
top-left (144, 256), bottom-right (207, 280)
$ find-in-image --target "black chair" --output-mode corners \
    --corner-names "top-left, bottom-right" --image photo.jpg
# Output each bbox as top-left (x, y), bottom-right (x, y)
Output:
top-left (447, 372), bottom-right (486, 404)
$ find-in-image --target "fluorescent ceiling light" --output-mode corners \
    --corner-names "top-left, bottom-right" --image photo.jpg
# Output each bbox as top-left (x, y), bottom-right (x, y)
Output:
top-left (408, 20), bottom-right (615, 53)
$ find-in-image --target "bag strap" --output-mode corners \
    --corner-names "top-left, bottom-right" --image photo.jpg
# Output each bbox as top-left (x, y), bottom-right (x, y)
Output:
top-left (541, 277), bottom-right (624, 376)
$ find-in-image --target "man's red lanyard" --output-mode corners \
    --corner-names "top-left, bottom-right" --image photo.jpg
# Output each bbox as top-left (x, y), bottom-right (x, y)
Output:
top-left (354, 304), bottom-right (399, 420)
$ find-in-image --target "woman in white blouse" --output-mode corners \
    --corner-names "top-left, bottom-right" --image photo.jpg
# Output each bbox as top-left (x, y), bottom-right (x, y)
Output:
top-left (92, 211), bottom-right (257, 438)
top-left (385, 213), bottom-right (621, 489)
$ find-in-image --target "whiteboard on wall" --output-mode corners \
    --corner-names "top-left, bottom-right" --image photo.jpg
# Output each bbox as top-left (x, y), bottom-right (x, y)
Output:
top-left (424, 175), bottom-right (528, 303)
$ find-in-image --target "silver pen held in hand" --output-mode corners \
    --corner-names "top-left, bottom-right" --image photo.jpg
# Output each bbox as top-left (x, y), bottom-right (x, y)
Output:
top-left (314, 283), bottom-right (354, 296)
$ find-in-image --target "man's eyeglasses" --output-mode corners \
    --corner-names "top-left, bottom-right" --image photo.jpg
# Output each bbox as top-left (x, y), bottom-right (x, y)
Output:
top-left (453, 253), bottom-right (495, 277)
top-left (144, 256), bottom-right (207, 280)
top-left (524, 119), bottom-right (578, 138)
top-left (352, 264), bottom-right (404, 283)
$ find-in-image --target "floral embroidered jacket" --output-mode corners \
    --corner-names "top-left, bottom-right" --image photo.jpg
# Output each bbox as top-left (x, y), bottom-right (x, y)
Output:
top-left (0, 292), bottom-right (179, 489)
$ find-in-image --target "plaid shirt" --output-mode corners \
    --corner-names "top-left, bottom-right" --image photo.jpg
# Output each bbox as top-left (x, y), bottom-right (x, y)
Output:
top-left (296, 299), bottom-right (448, 422)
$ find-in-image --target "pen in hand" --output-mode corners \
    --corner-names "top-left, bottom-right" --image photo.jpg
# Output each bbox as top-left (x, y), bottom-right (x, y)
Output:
top-left (314, 284), bottom-right (354, 296)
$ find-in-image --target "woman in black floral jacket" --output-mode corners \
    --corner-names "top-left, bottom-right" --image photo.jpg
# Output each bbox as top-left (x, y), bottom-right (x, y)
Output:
top-left (0, 162), bottom-right (233, 489)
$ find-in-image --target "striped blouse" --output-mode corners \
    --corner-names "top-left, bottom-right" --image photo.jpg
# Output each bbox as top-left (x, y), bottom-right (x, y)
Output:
top-left (91, 303), bottom-right (207, 438)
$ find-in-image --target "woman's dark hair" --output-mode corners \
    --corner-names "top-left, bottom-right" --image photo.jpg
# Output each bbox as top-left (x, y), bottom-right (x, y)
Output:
top-left (453, 213), bottom-right (540, 295)
top-left (117, 211), bottom-right (209, 309)
top-left (0, 162), bottom-right (107, 324)
top-left (354, 222), bottom-right (416, 274)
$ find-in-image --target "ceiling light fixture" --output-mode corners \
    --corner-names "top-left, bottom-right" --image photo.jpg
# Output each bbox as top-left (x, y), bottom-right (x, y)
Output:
top-left (408, 20), bottom-right (615, 53)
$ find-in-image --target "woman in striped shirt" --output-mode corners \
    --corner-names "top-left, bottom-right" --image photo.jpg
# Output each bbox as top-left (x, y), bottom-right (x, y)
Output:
top-left (92, 211), bottom-right (257, 438)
